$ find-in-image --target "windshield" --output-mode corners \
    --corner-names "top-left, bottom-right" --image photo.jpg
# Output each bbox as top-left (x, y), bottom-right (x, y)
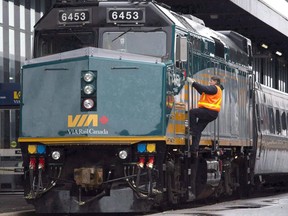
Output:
top-left (103, 31), bottom-right (167, 57)
top-left (35, 31), bottom-right (94, 57)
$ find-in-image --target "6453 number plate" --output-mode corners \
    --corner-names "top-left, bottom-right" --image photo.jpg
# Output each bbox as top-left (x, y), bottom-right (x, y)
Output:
top-left (107, 8), bottom-right (145, 23)
top-left (58, 8), bottom-right (91, 24)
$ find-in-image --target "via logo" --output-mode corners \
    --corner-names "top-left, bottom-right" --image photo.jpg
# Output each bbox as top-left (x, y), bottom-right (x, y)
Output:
top-left (68, 114), bottom-right (98, 128)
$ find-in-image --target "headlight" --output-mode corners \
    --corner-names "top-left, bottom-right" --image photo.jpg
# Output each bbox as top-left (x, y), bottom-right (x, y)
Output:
top-left (51, 151), bottom-right (61, 160)
top-left (119, 150), bottom-right (128, 160)
top-left (83, 72), bottom-right (95, 83)
top-left (83, 98), bottom-right (95, 110)
top-left (83, 84), bottom-right (95, 95)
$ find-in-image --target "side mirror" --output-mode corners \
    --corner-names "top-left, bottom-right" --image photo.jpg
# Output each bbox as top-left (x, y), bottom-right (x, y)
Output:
top-left (176, 36), bottom-right (187, 62)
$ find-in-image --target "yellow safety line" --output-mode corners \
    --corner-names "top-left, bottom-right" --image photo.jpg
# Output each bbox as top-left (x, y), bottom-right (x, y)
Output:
top-left (18, 136), bottom-right (166, 145)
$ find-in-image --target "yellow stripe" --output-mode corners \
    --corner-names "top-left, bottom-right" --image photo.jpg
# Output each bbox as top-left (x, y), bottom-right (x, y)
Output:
top-left (200, 138), bottom-right (249, 146)
top-left (166, 137), bottom-right (185, 145)
top-left (18, 136), bottom-right (166, 145)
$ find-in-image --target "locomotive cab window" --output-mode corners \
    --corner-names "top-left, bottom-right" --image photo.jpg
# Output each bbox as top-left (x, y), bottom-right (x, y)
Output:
top-left (34, 31), bottom-right (95, 57)
top-left (102, 31), bottom-right (167, 57)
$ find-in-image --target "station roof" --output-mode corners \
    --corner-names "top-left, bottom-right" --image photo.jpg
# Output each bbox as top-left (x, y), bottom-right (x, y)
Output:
top-left (161, 0), bottom-right (288, 59)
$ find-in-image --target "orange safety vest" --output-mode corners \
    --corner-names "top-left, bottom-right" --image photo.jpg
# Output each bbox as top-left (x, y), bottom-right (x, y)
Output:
top-left (198, 85), bottom-right (222, 112)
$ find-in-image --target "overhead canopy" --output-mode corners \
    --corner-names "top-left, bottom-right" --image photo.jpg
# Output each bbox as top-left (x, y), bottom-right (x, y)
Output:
top-left (162, 0), bottom-right (288, 58)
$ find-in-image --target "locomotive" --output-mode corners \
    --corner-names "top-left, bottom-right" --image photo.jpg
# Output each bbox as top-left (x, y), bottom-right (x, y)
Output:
top-left (18, 0), bottom-right (288, 213)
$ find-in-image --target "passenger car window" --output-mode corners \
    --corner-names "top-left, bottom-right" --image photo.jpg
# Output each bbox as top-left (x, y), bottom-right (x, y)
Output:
top-left (286, 112), bottom-right (288, 136)
top-left (281, 112), bottom-right (287, 135)
top-left (255, 104), bottom-right (261, 132)
top-left (275, 110), bottom-right (281, 135)
top-left (268, 107), bottom-right (275, 134)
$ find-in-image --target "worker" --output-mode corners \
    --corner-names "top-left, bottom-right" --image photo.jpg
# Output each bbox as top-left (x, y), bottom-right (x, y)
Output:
top-left (187, 75), bottom-right (224, 152)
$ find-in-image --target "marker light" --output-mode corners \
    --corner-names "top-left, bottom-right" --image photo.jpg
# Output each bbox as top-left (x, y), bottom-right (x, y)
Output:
top-left (119, 150), bottom-right (128, 160)
top-left (38, 157), bottom-right (45, 169)
top-left (83, 98), bottom-right (95, 110)
top-left (146, 156), bottom-right (155, 169)
top-left (52, 151), bottom-right (61, 160)
top-left (29, 157), bottom-right (36, 170)
top-left (83, 72), bottom-right (95, 83)
top-left (28, 145), bottom-right (37, 154)
top-left (138, 157), bottom-right (145, 168)
top-left (37, 145), bottom-right (46, 154)
top-left (147, 143), bottom-right (156, 153)
top-left (137, 143), bottom-right (146, 153)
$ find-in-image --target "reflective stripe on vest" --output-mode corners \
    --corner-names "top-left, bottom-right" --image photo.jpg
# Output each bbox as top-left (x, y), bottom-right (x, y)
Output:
top-left (198, 85), bottom-right (222, 112)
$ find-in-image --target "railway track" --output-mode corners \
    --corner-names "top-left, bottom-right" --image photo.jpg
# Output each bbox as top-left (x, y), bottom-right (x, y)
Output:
top-left (1, 185), bottom-right (288, 216)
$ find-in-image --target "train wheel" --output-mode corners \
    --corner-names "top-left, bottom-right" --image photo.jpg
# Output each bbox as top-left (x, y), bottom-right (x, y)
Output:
top-left (237, 157), bottom-right (251, 198)
top-left (166, 160), bottom-right (182, 204)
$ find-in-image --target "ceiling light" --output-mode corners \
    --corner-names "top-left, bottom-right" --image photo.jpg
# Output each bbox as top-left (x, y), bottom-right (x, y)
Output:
top-left (210, 14), bottom-right (219, 19)
top-left (261, 43), bottom-right (268, 49)
top-left (276, 51), bottom-right (282, 56)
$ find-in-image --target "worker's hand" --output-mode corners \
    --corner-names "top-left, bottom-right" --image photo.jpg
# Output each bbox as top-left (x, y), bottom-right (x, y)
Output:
top-left (187, 77), bottom-right (196, 84)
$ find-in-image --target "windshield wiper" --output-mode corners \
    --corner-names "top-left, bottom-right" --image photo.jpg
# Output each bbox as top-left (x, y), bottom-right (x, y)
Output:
top-left (111, 27), bottom-right (164, 43)
top-left (112, 28), bottom-right (132, 42)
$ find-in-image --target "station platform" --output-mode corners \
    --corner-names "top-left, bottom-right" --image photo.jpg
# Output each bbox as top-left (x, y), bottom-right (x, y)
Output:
top-left (0, 194), bottom-right (34, 215)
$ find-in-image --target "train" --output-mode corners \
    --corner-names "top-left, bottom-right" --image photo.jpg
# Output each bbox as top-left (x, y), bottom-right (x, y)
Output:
top-left (18, 0), bottom-right (288, 213)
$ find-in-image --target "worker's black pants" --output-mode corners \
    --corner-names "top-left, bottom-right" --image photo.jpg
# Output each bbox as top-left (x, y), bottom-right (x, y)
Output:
top-left (189, 108), bottom-right (218, 151)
